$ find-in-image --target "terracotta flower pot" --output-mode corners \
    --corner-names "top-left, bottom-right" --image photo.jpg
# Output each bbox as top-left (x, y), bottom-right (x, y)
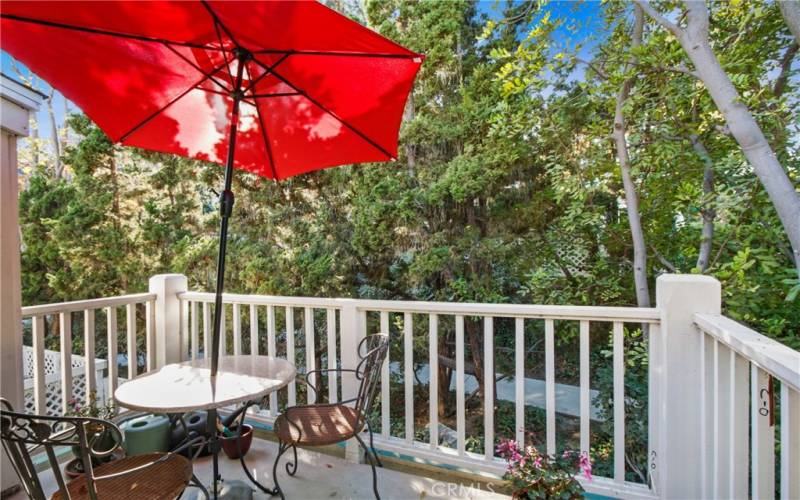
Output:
top-left (220, 424), bottom-right (253, 459)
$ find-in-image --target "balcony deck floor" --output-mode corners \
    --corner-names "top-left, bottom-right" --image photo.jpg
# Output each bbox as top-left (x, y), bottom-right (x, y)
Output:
top-left (9, 437), bottom-right (509, 500)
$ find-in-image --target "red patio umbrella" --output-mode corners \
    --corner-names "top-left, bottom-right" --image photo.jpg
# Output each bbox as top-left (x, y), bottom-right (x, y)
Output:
top-left (1, 1), bottom-right (422, 380)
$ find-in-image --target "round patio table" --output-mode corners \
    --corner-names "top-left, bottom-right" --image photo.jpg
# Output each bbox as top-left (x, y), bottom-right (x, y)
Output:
top-left (115, 355), bottom-right (296, 499)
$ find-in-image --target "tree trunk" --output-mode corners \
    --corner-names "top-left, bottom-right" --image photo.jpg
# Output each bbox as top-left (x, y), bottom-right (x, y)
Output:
top-left (637, 0), bottom-right (800, 275)
top-left (779, 0), bottom-right (800, 45)
top-left (403, 95), bottom-right (416, 177)
top-left (31, 118), bottom-right (40, 168)
top-left (465, 319), bottom-right (484, 404)
top-left (437, 330), bottom-right (453, 418)
top-left (613, 5), bottom-right (651, 307)
top-left (690, 134), bottom-right (715, 272)
top-left (47, 91), bottom-right (62, 179)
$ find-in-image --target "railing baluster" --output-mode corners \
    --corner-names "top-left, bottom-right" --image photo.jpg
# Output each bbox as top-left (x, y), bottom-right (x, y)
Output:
top-left (233, 303), bottom-right (242, 356)
top-left (190, 302), bottom-right (199, 361)
top-left (286, 306), bottom-right (296, 407)
top-left (146, 300), bottom-right (155, 371)
top-left (647, 322), bottom-right (662, 491)
top-left (250, 304), bottom-right (259, 356)
top-left (700, 334), bottom-right (712, 498)
top-left (304, 307), bottom-right (316, 405)
top-left (781, 384), bottom-right (800, 500)
top-left (545, 318), bottom-right (555, 456)
top-left (404, 312), bottom-right (413, 444)
top-left (484, 316), bottom-right (494, 461)
top-left (579, 320), bottom-right (590, 455)
top-left (515, 317), bottom-right (524, 446)
top-left (84, 309), bottom-right (96, 403)
top-left (59, 312), bottom-right (72, 415)
top-left (106, 307), bottom-right (118, 396)
top-left (613, 321), bottom-right (624, 484)
top-left (267, 305), bottom-right (277, 416)
top-left (714, 340), bottom-right (735, 498)
top-left (181, 299), bottom-right (189, 361)
top-left (326, 308), bottom-right (337, 403)
top-left (203, 302), bottom-right (211, 360)
top-left (220, 302), bottom-right (227, 356)
top-left (455, 314), bottom-right (465, 457)
top-left (126, 303), bottom-right (137, 379)
top-left (429, 314), bottom-right (439, 449)
top-left (751, 364), bottom-right (774, 499)
top-left (729, 351), bottom-right (748, 496)
top-left (380, 311), bottom-right (390, 438)
top-left (32, 315), bottom-right (46, 414)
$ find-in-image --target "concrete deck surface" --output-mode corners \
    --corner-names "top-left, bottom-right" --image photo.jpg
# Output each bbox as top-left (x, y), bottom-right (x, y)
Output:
top-left (8, 438), bottom-right (509, 500)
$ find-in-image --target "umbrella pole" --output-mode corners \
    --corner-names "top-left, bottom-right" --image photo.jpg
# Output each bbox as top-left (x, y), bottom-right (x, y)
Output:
top-left (210, 51), bottom-right (247, 379)
top-left (209, 50), bottom-right (247, 499)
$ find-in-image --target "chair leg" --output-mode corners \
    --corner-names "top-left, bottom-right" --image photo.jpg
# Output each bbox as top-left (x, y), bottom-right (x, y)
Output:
top-left (365, 421), bottom-right (383, 467)
top-left (286, 443), bottom-right (298, 477)
top-left (178, 475), bottom-right (209, 500)
top-left (354, 433), bottom-right (380, 500)
top-left (271, 441), bottom-right (299, 500)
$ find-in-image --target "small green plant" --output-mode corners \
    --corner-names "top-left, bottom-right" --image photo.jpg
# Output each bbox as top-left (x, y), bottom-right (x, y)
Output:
top-left (496, 439), bottom-right (591, 499)
top-left (66, 391), bottom-right (117, 420)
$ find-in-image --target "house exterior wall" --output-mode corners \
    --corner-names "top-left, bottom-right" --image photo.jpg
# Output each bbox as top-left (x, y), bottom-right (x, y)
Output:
top-left (1, 73), bottom-right (43, 494)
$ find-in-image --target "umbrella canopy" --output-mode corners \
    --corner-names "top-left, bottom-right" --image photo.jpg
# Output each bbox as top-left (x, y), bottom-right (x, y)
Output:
top-left (2, 1), bottom-right (421, 384)
top-left (1, 0), bottom-right (423, 179)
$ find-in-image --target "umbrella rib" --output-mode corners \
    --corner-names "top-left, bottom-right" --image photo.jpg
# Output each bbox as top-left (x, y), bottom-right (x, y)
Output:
top-left (252, 59), bottom-right (394, 161)
top-left (249, 93), bottom-right (300, 98)
top-left (163, 43), bottom-right (230, 93)
top-left (242, 58), bottom-right (278, 179)
top-left (242, 53), bottom-right (291, 96)
top-left (253, 49), bottom-right (420, 60)
top-left (211, 18), bottom-right (235, 88)
top-left (0, 14), bottom-right (224, 51)
top-left (250, 100), bottom-right (280, 181)
top-left (117, 61), bottom-right (227, 143)
top-left (201, 1), bottom-right (242, 49)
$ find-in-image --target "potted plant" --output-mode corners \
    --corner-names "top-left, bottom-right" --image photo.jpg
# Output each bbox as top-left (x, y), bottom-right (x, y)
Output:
top-left (64, 391), bottom-right (119, 478)
top-left (496, 439), bottom-right (592, 499)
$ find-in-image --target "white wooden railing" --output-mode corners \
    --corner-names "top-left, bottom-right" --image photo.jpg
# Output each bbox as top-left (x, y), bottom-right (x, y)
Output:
top-left (20, 292), bottom-right (156, 415)
top-left (175, 289), bottom-right (661, 499)
top-left (15, 274), bottom-right (800, 499)
top-left (693, 314), bottom-right (799, 500)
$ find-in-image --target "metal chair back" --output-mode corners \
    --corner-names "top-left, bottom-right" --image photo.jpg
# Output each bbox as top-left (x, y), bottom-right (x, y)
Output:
top-left (0, 398), bottom-right (122, 500)
top-left (352, 333), bottom-right (390, 429)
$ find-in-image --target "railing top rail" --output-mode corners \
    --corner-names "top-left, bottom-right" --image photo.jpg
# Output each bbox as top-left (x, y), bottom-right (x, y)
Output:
top-left (179, 291), bottom-right (660, 322)
top-left (21, 293), bottom-right (156, 317)
top-left (353, 299), bottom-right (660, 321)
top-left (695, 313), bottom-right (800, 392)
top-left (179, 291), bottom-right (348, 308)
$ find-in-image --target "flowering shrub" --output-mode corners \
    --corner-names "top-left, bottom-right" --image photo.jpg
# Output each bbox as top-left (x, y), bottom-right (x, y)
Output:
top-left (497, 439), bottom-right (591, 499)
top-left (66, 391), bottom-right (116, 420)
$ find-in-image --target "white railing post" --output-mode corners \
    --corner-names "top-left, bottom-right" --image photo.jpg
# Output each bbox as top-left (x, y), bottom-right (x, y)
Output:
top-left (149, 274), bottom-right (188, 368)
top-left (339, 300), bottom-right (364, 463)
top-left (654, 274), bottom-right (720, 498)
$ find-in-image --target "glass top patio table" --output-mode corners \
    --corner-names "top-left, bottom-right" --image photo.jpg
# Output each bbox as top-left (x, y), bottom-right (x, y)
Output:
top-left (114, 355), bottom-right (297, 413)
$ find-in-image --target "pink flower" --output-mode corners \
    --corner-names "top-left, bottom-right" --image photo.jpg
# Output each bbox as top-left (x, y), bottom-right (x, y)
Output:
top-left (579, 452), bottom-right (593, 481)
top-left (533, 456), bottom-right (543, 469)
top-left (496, 439), bottom-right (518, 457)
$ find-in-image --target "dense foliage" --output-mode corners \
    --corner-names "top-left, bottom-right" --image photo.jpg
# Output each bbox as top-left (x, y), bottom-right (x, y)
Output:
top-left (12, 0), bottom-right (798, 488)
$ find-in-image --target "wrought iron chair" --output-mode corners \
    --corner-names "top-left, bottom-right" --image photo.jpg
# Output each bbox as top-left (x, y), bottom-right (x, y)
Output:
top-left (0, 398), bottom-right (208, 500)
top-left (270, 333), bottom-right (389, 500)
